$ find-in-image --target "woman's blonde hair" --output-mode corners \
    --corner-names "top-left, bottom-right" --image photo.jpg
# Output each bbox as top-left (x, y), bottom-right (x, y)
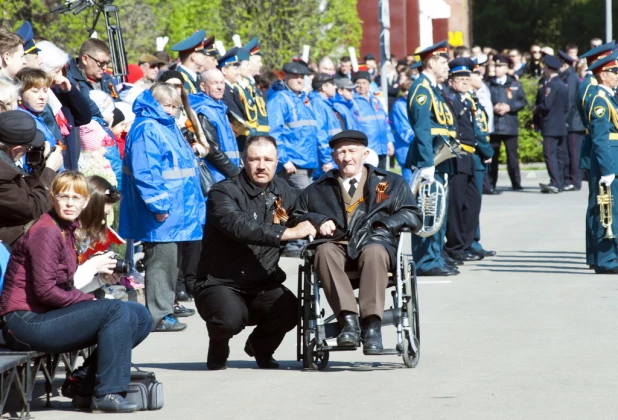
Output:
top-left (50, 171), bottom-right (90, 198)
top-left (150, 82), bottom-right (181, 107)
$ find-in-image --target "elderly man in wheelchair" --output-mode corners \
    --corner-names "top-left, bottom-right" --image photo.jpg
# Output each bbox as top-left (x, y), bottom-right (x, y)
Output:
top-left (289, 130), bottom-right (421, 355)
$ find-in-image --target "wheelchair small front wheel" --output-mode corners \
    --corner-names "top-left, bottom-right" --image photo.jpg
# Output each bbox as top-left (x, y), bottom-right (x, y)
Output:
top-left (402, 331), bottom-right (420, 368)
top-left (305, 338), bottom-right (329, 371)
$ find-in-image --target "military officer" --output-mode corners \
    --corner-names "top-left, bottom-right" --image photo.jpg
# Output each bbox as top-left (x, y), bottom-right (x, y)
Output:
top-left (587, 50), bottom-right (618, 274)
top-left (16, 21), bottom-right (41, 69)
top-left (578, 41), bottom-right (615, 269)
top-left (405, 40), bottom-right (459, 277)
top-left (242, 37), bottom-right (269, 135)
top-left (443, 58), bottom-right (493, 262)
top-left (535, 55), bottom-right (569, 193)
top-left (171, 30), bottom-right (218, 94)
top-left (217, 48), bottom-right (246, 136)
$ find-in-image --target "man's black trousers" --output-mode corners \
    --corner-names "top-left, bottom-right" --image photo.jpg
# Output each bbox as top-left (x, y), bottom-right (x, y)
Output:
top-left (195, 284), bottom-right (297, 359)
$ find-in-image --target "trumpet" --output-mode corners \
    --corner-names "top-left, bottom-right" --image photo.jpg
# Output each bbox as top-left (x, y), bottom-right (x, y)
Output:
top-left (598, 180), bottom-right (616, 239)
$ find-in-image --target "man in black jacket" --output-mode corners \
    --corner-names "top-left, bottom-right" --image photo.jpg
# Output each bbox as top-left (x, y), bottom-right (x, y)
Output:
top-left (194, 135), bottom-right (316, 370)
top-left (534, 55), bottom-right (569, 193)
top-left (289, 130), bottom-right (421, 354)
top-left (487, 55), bottom-right (528, 191)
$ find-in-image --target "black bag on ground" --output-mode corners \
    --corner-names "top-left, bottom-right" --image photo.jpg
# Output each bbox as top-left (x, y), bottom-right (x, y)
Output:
top-left (126, 365), bottom-right (163, 410)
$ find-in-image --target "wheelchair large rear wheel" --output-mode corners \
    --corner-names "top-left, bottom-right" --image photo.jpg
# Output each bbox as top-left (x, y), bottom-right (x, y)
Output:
top-left (402, 256), bottom-right (420, 368)
top-left (304, 338), bottom-right (329, 371)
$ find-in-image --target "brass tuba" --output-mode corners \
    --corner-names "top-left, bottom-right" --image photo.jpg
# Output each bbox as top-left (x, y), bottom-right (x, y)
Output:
top-left (410, 138), bottom-right (467, 237)
top-left (598, 180), bottom-right (616, 239)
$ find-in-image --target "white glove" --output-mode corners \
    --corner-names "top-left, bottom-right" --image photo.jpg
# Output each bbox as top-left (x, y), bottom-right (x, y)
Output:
top-left (419, 166), bottom-right (435, 182)
top-left (601, 174), bottom-right (615, 186)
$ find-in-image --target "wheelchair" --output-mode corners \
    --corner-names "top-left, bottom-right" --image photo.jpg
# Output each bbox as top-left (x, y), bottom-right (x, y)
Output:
top-left (296, 227), bottom-right (420, 370)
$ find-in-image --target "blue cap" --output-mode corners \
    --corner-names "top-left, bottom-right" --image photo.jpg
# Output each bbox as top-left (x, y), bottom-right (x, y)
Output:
top-left (558, 50), bottom-right (577, 64)
top-left (410, 61), bottom-right (422, 70)
top-left (589, 50), bottom-right (618, 73)
top-left (237, 48), bottom-right (251, 62)
top-left (16, 21), bottom-right (39, 54)
top-left (203, 35), bottom-right (218, 57)
top-left (243, 37), bottom-right (261, 56)
top-left (417, 40), bottom-right (449, 61)
top-left (581, 41), bottom-right (615, 65)
top-left (217, 47), bottom-right (240, 68)
top-left (449, 57), bottom-right (475, 76)
top-left (544, 55), bottom-right (562, 70)
top-left (171, 30), bottom-right (207, 53)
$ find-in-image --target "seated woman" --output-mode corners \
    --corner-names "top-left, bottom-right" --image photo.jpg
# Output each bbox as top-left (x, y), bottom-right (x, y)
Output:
top-left (0, 171), bottom-right (151, 413)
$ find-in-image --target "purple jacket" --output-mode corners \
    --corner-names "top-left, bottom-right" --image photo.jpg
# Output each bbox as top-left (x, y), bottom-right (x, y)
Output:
top-left (0, 212), bottom-right (93, 315)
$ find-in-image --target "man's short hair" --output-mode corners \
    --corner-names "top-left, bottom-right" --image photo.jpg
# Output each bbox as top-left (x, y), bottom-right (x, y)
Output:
top-left (340, 56), bottom-right (351, 64)
top-left (154, 51), bottom-right (170, 63)
top-left (453, 46), bottom-right (470, 58)
top-left (566, 43), bottom-right (578, 51)
top-left (243, 135), bottom-right (277, 157)
top-left (78, 38), bottom-right (110, 58)
top-left (509, 49), bottom-right (521, 56)
top-left (0, 31), bottom-right (24, 56)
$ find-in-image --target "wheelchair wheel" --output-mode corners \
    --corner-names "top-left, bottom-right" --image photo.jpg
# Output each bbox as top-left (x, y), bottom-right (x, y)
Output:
top-left (402, 256), bottom-right (420, 368)
top-left (402, 332), bottom-right (420, 368)
top-left (304, 338), bottom-right (329, 371)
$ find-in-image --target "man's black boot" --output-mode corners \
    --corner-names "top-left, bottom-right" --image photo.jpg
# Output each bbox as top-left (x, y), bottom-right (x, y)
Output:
top-left (244, 340), bottom-right (280, 369)
top-left (361, 315), bottom-right (383, 355)
top-left (207, 339), bottom-right (230, 370)
top-left (336, 311), bottom-right (361, 347)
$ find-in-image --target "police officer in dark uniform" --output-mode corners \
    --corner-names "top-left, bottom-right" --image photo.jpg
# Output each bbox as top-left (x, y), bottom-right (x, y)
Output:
top-left (535, 55), bottom-right (569, 193)
top-left (558, 50), bottom-right (586, 191)
top-left (443, 58), bottom-right (492, 262)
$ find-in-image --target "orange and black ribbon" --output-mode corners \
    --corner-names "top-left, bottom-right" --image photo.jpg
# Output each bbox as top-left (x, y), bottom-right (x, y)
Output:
top-left (273, 197), bottom-right (289, 224)
top-left (347, 196), bottom-right (367, 214)
top-left (109, 82), bottom-right (119, 100)
top-left (376, 181), bottom-right (390, 203)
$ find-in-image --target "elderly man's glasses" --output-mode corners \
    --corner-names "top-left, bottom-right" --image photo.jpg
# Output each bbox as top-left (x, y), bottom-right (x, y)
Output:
top-left (86, 54), bottom-right (111, 69)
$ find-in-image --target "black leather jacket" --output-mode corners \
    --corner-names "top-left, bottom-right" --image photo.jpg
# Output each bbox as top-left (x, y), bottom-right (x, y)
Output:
top-left (198, 114), bottom-right (241, 179)
top-left (289, 165), bottom-right (421, 268)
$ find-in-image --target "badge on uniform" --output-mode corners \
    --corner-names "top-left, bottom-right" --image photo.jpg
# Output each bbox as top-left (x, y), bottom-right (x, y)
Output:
top-left (507, 88), bottom-right (513, 100)
top-left (545, 87), bottom-right (551, 96)
top-left (416, 94), bottom-right (427, 106)
top-left (595, 106), bottom-right (606, 118)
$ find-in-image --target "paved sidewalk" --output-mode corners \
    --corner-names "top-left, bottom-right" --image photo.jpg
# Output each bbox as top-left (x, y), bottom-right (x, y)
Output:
top-left (8, 171), bottom-right (618, 420)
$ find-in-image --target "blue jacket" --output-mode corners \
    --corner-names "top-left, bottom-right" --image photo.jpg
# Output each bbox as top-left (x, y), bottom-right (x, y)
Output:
top-left (119, 90), bottom-right (205, 242)
top-left (330, 93), bottom-right (360, 131)
top-left (588, 86), bottom-right (618, 177)
top-left (267, 81), bottom-right (319, 169)
top-left (352, 92), bottom-right (393, 156)
top-left (405, 73), bottom-right (456, 173)
top-left (578, 73), bottom-right (598, 171)
top-left (309, 91), bottom-right (341, 168)
top-left (66, 58), bottom-right (119, 119)
top-left (391, 97), bottom-right (414, 166)
top-left (17, 107), bottom-right (64, 173)
top-left (189, 92), bottom-right (241, 182)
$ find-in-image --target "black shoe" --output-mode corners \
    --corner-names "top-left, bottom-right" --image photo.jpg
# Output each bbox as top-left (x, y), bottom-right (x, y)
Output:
top-left (450, 252), bottom-right (483, 262)
top-left (539, 183), bottom-right (559, 194)
top-left (418, 266), bottom-right (459, 276)
top-left (176, 290), bottom-right (193, 302)
top-left (563, 184), bottom-right (580, 192)
top-left (154, 314), bottom-right (186, 332)
top-left (361, 315), bottom-right (383, 354)
top-left (91, 394), bottom-right (138, 413)
top-left (71, 393), bottom-right (91, 410)
top-left (336, 312), bottom-right (361, 347)
top-left (471, 249), bottom-right (496, 258)
top-left (207, 339), bottom-right (229, 370)
top-left (512, 185), bottom-right (524, 191)
top-left (244, 340), bottom-right (280, 369)
top-left (443, 255), bottom-right (464, 266)
top-left (589, 265), bottom-right (595, 270)
top-left (484, 188), bottom-right (502, 195)
top-left (596, 267), bottom-right (618, 274)
top-left (174, 303), bottom-right (195, 317)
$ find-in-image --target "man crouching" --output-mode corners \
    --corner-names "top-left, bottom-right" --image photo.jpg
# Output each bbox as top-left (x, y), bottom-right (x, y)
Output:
top-left (194, 135), bottom-right (316, 370)
top-left (289, 130), bottom-right (421, 354)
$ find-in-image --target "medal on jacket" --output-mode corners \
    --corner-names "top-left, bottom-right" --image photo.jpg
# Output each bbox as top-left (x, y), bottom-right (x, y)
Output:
top-left (376, 181), bottom-right (390, 203)
top-left (507, 87), bottom-right (512, 100)
top-left (273, 197), bottom-right (289, 224)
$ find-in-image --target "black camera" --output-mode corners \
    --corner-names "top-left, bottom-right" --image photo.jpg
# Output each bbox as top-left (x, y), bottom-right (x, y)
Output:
top-left (25, 147), bottom-right (46, 169)
top-left (111, 254), bottom-right (129, 274)
top-left (181, 126), bottom-right (196, 144)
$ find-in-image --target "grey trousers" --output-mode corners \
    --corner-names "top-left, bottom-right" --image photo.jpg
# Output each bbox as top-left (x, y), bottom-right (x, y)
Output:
top-left (144, 242), bottom-right (179, 326)
top-left (279, 168), bottom-right (314, 189)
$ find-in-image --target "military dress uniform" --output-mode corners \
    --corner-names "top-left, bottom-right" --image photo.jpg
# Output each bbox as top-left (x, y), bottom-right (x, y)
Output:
top-left (535, 55), bottom-right (569, 193)
top-left (171, 31), bottom-right (219, 94)
top-left (586, 51), bottom-right (618, 274)
top-left (578, 42), bottom-right (615, 268)
top-left (405, 41), bottom-right (457, 276)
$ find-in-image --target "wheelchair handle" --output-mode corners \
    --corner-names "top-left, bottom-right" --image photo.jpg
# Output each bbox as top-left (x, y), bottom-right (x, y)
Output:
top-left (400, 227), bottom-right (411, 233)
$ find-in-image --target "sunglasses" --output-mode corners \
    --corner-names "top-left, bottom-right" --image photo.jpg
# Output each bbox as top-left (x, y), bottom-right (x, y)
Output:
top-left (86, 54), bottom-right (111, 69)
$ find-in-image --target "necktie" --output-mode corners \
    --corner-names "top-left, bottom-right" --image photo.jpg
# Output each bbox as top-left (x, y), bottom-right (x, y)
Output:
top-left (348, 178), bottom-right (357, 197)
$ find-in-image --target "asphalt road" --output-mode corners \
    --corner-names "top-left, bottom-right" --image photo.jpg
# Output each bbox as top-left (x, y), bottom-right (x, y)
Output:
top-left (8, 170), bottom-right (616, 420)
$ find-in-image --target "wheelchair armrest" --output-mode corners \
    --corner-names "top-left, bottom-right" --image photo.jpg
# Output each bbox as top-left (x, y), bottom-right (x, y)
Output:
top-left (399, 227), bottom-right (411, 233)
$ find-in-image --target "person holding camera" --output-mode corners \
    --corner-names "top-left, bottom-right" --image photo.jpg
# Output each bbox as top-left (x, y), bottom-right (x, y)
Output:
top-left (120, 84), bottom-right (205, 332)
top-left (0, 110), bottom-right (63, 248)
top-left (0, 171), bottom-right (150, 413)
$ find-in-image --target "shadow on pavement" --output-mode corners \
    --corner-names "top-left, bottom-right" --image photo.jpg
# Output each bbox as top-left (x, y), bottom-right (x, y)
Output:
top-left (301, 360), bottom-right (407, 373)
top-left (471, 268), bottom-right (590, 275)
top-left (487, 258), bottom-right (585, 265)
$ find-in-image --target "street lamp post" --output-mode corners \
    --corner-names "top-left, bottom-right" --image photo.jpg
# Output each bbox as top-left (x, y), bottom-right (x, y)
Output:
top-left (607, 0), bottom-right (613, 43)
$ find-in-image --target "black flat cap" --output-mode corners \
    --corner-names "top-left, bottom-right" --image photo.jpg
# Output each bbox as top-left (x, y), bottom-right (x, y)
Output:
top-left (0, 111), bottom-right (45, 147)
top-left (329, 130), bottom-right (368, 148)
top-left (282, 61), bottom-right (310, 75)
top-left (311, 72), bottom-right (335, 90)
top-left (353, 71), bottom-right (371, 82)
top-left (544, 55), bottom-right (562, 70)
